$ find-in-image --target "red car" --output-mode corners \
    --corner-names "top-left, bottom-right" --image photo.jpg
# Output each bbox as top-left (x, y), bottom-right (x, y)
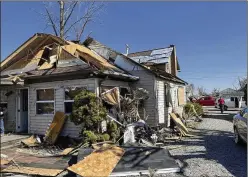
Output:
top-left (196, 96), bottom-right (216, 106)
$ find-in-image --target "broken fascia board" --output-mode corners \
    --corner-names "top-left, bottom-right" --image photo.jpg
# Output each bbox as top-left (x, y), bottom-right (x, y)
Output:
top-left (96, 70), bottom-right (139, 80)
top-left (109, 167), bottom-right (180, 177)
top-left (107, 115), bottom-right (125, 127)
top-left (57, 58), bottom-right (88, 68)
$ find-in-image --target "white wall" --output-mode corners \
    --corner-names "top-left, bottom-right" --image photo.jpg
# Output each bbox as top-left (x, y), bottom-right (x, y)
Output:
top-left (28, 78), bottom-right (96, 137)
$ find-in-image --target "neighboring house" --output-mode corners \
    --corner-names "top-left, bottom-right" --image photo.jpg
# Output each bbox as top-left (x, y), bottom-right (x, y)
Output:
top-left (219, 88), bottom-right (245, 108)
top-left (83, 38), bottom-right (187, 127)
top-left (0, 33), bottom-right (138, 137)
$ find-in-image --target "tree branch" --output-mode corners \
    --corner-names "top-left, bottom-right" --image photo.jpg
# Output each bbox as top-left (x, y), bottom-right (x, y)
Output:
top-left (64, 1), bottom-right (78, 27)
top-left (45, 6), bottom-right (58, 36)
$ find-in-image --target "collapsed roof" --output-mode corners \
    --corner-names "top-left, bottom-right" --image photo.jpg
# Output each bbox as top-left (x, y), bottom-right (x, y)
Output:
top-left (0, 33), bottom-right (139, 84)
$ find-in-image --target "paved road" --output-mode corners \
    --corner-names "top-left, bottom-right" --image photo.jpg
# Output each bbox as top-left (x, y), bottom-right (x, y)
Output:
top-left (161, 117), bottom-right (247, 177)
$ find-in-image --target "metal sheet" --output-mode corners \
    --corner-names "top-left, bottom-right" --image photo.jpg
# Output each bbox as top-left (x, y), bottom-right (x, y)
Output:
top-left (150, 47), bottom-right (173, 56)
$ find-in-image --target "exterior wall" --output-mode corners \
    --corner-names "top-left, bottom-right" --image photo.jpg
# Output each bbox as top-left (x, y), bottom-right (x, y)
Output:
top-left (129, 71), bottom-right (157, 126)
top-left (167, 83), bottom-right (186, 127)
top-left (28, 78), bottom-right (96, 137)
top-left (156, 80), bottom-right (165, 124)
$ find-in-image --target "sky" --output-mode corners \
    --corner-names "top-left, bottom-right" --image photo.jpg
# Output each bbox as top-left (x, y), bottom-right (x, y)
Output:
top-left (1, 2), bottom-right (247, 93)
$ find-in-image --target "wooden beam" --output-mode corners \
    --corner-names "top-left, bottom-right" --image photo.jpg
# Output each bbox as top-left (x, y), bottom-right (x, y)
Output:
top-left (1, 34), bottom-right (39, 69)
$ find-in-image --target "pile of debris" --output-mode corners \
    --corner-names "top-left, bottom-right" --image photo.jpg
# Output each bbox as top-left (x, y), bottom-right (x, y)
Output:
top-left (0, 87), bottom-right (197, 177)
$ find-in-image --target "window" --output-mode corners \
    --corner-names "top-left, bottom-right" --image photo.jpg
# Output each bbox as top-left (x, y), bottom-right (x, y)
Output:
top-left (230, 97), bottom-right (235, 101)
top-left (64, 87), bottom-right (87, 114)
top-left (36, 89), bottom-right (54, 114)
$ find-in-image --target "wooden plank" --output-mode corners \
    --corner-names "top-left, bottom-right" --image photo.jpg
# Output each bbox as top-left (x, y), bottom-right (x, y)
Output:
top-left (178, 87), bottom-right (185, 105)
top-left (67, 145), bottom-right (125, 177)
top-left (169, 113), bottom-right (189, 134)
top-left (1, 166), bottom-right (63, 176)
top-left (21, 135), bottom-right (40, 147)
top-left (44, 111), bottom-right (67, 145)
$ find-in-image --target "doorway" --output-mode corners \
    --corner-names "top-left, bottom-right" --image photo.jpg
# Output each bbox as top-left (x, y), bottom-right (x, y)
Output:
top-left (234, 97), bottom-right (239, 108)
top-left (16, 89), bottom-right (28, 133)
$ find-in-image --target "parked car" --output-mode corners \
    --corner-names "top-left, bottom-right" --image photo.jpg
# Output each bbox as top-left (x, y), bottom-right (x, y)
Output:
top-left (233, 107), bottom-right (247, 144)
top-left (215, 96), bottom-right (246, 110)
top-left (196, 96), bottom-right (216, 106)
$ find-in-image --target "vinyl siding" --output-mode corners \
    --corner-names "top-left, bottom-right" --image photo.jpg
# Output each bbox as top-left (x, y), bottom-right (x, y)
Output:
top-left (129, 71), bottom-right (156, 126)
top-left (28, 78), bottom-right (96, 137)
top-left (156, 80), bottom-right (165, 124)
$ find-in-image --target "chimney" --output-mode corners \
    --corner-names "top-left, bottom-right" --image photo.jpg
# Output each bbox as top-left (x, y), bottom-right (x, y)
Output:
top-left (169, 44), bottom-right (177, 76)
top-left (125, 44), bottom-right (129, 56)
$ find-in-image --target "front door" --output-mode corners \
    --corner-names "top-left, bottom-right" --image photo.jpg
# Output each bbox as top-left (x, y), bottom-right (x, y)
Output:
top-left (16, 89), bottom-right (28, 133)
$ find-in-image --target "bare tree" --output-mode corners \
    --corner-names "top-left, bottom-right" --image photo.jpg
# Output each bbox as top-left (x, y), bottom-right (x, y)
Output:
top-left (197, 86), bottom-right (207, 97)
top-left (38, 1), bottom-right (105, 40)
top-left (211, 88), bottom-right (220, 97)
top-left (233, 77), bottom-right (247, 91)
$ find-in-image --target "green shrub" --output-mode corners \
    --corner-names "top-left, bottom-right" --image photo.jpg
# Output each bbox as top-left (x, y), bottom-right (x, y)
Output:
top-left (192, 103), bottom-right (203, 115)
top-left (184, 103), bottom-right (203, 117)
top-left (97, 133), bottom-right (110, 142)
top-left (83, 131), bottom-right (98, 144)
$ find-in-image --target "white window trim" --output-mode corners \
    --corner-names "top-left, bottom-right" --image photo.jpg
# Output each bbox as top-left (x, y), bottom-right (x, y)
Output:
top-left (64, 86), bottom-right (88, 114)
top-left (36, 88), bottom-right (55, 115)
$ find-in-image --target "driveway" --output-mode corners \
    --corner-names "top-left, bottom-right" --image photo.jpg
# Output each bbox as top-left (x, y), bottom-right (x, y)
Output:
top-left (160, 114), bottom-right (247, 177)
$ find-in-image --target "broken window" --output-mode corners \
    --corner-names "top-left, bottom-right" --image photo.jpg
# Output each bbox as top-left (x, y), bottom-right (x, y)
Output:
top-left (64, 86), bottom-right (87, 114)
top-left (36, 89), bottom-right (54, 114)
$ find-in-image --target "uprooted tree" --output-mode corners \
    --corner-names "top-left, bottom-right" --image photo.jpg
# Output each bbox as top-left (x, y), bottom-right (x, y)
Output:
top-left (37, 1), bottom-right (105, 40)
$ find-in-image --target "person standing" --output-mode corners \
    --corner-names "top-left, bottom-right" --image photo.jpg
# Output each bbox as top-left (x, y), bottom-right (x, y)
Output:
top-left (218, 97), bottom-right (225, 114)
top-left (0, 107), bottom-right (5, 136)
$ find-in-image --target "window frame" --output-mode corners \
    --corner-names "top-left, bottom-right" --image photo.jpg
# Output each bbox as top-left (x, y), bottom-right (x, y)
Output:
top-left (64, 86), bottom-right (88, 114)
top-left (36, 88), bottom-right (55, 115)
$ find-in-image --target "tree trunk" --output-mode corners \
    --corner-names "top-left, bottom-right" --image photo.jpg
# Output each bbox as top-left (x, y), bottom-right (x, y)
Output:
top-left (59, 1), bottom-right (65, 39)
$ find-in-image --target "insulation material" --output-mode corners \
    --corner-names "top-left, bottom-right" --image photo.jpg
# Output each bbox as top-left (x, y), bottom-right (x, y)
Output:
top-left (67, 146), bottom-right (125, 177)
top-left (21, 135), bottom-right (40, 147)
top-left (101, 87), bottom-right (120, 106)
top-left (44, 112), bottom-right (67, 145)
top-left (1, 166), bottom-right (63, 176)
top-left (178, 87), bottom-right (185, 105)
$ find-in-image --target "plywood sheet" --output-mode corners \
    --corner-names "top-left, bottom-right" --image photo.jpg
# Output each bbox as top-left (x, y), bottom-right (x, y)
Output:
top-left (44, 112), bottom-right (66, 145)
top-left (170, 113), bottom-right (189, 134)
top-left (1, 166), bottom-right (63, 176)
top-left (59, 148), bottom-right (74, 156)
top-left (0, 159), bottom-right (10, 165)
top-left (178, 87), bottom-right (185, 105)
top-left (67, 146), bottom-right (125, 177)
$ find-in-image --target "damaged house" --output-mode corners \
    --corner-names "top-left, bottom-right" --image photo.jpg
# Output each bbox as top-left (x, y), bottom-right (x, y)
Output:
top-left (83, 38), bottom-right (187, 127)
top-left (0, 33), bottom-right (138, 137)
top-left (0, 33), bottom-right (187, 137)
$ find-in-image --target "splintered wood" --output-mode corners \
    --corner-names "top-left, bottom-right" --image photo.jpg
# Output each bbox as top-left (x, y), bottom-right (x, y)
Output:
top-left (170, 113), bottom-right (194, 137)
top-left (67, 146), bottom-right (125, 177)
top-left (44, 111), bottom-right (66, 145)
top-left (21, 135), bottom-right (39, 147)
top-left (1, 166), bottom-right (63, 176)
